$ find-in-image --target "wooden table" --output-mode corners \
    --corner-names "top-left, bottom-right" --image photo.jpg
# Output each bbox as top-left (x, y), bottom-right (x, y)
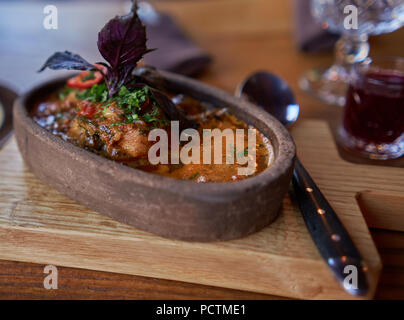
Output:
top-left (1, 0), bottom-right (404, 300)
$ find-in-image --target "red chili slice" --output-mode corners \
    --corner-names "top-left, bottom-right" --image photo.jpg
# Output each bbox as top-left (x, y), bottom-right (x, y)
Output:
top-left (67, 64), bottom-right (107, 89)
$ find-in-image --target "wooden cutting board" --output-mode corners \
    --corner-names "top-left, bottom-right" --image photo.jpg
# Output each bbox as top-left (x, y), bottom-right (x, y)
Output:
top-left (0, 119), bottom-right (403, 299)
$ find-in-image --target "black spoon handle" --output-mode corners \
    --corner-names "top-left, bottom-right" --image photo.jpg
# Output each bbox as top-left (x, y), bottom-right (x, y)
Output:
top-left (292, 157), bottom-right (369, 296)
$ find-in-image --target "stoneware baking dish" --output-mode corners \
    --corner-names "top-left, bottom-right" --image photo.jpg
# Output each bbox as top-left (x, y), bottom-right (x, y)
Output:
top-left (13, 70), bottom-right (296, 242)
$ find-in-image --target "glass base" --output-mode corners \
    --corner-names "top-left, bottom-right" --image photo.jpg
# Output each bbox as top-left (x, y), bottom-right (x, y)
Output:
top-left (299, 65), bottom-right (349, 107)
top-left (338, 127), bottom-right (404, 160)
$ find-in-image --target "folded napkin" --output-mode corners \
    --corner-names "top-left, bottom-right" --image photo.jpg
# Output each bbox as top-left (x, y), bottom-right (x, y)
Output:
top-left (141, 10), bottom-right (212, 77)
top-left (293, 0), bottom-right (340, 52)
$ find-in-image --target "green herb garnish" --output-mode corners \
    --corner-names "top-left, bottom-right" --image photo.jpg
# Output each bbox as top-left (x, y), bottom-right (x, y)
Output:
top-left (242, 147), bottom-right (249, 157)
top-left (75, 84), bottom-right (168, 128)
top-left (189, 172), bottom-right (199, 180)
top-left (113, 86), bottom-right (167, 127)
top-left (230, 144), bottom-right (249, 157)
top-left (76, 83), bottom-right (109, 102)
top-left (115, 85), bottom-right (148, 109)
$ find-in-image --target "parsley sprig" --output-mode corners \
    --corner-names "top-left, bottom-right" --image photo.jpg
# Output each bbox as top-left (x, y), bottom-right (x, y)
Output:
top-left (72, 84), bottom-right (168, 128)
top-left (76, 83), bottom-right (109, 102)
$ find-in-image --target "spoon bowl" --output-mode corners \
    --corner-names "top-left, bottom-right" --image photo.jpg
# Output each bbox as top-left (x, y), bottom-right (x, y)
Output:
top-left (236, 71), bottom-right (300, 128)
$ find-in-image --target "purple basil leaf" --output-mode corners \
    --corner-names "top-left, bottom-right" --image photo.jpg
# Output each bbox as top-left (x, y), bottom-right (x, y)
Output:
top-left (97, 8), bottom-right (152, 75)
top-left (38, 51), bottom-right (95, 72)
top-left (150, 88), bottom-right (199, 131)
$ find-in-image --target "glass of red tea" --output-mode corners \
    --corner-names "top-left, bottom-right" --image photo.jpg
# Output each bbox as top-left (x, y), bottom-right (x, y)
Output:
top-left (339, 57), bottom-right (404, 160)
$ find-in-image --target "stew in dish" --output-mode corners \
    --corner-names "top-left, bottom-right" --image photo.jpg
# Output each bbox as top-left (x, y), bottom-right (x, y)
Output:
top-left (32, 82), bottom-right (273, 182)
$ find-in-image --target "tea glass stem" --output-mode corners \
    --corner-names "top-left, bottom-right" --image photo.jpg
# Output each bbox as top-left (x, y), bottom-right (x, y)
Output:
top-left (336, 34), bottom-right (369, 66)
top-left (300, 33), bottom-right (370, 106)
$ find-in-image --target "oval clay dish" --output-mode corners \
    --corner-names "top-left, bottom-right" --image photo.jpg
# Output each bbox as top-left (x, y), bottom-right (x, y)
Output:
top-left (13, 70), bottom-right (296, 242)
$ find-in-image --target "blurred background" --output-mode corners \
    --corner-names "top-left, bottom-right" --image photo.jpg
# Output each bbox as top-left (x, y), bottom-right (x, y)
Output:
top-left (1, 0), bottom-right (404, 118)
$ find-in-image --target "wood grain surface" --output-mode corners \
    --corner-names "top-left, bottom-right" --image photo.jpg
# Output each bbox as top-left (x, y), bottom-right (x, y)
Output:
top-left (2, 119), bottom-right (404, 299)
top-left (1, 0), bottom-right (404, 300)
